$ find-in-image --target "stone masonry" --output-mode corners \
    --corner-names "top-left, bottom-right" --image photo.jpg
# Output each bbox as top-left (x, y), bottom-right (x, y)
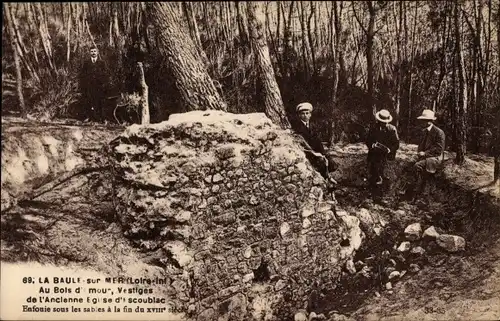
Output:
top-left (109, 110), bottom-right (364, 320)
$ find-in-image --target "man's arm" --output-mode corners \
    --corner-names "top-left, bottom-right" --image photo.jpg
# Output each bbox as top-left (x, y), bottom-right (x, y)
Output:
top-left (388, 126), bottom-right (400, 158)
top-left (293, 133), bottom-right (314, 152)
top-left (365, 126), bottom-right (375, 149)
top-left (293, 133), bottom-right (327, 161)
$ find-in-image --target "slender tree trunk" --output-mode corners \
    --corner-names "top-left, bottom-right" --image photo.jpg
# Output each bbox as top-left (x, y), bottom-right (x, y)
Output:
top-left (332, 1), bottom-right (342, 101)
top-left (337, 2), bottom-right (347, 84)
top-left (494, 1), bottom-right (500, 182)
top-left (34, 2), bottom-right (55, 72)
top-left (454, 1), bottom-right (467, 165)
top-left (283, 2), bottom-right (295, 78)
top-left (366, 1), bottom-right (376, 116)
top-left (236, 1), bottom-right (250, 46)
top-left (394, 0), bottom-right (403, 127)
top-left (112, 4), bottom-right (122, 49)
top-left (84, 4), bottom-right (96, 46)
top-left (109, 11), bottom-right (114, 46)
top-left (147, 2), bottom-right (227, 111)
top-left (432, 2), bottom-right (449, 113)
top-left (66, 3), bottom-right (72, 62)
top-left (13, 3), bottom-right (39, 83)
top-left (299, 1), bottom-right (310, 78)
top-left (329, 1), bottom-right (342, 146)
top-left (4, 3), bottom-right (26, 118)
top-left (307, 1), bottom-right (317, 76)
top-left (246, 2), bottom-right (290, 129)
top-left (473, 0), bottom-right (484, 153)
top-left (405, 2), bottom-right (418, 139)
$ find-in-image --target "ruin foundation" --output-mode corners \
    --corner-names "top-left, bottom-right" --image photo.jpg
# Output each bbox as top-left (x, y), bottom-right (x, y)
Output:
top-left (110, 110), bottom-right (364, 320)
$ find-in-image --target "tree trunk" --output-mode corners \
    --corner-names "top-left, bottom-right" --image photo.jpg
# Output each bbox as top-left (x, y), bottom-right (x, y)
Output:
top-left (329, 1), bottom-right (342, 146)
top-left (137, 62), bottom-right (150, 124)
top-left (235, 1), bottom-right (250, 45)
top-left (34, 2), bottom-right (55, 72)
top-left (112, 5), bottom-right (122, 49)
top-left (307, 1), bottom-right (317, 76)
top-left (4, 3), bottom-right (26, 118)
top-left (337, 2), bottom-right (347, 85)
top-left (283, 2), bottom-right (295, 78)
top-left (454, 1), bottom-right (467, 165)
top-left (299, 1), bottom-right (310, 78)
top-left (473, 0), bottom-right (484, 153)
top-left (246, 2), bottom-right (290, 129)
top-left (494, 0), bottom-right (500, 183)
top-left (432, 2), bottom-right (449, 113)
top-left (147, 2), bottom-right (227, 112)
top-left (405, 2), bottom-right (419, 139)
top-left (13, 3), bottom-right (39, 83)
top-left (394, 1), bottom-right (403, 127)
top-left (66, 3), bottom-right (72, 62)
top-left (265, 3), bottom-right (277, 60)
top-left (183, 2), bottom-right (203, 51)
top-left (182, 2), bottom-right (207, 67)
top-left (366, 1), bottom-right (376, 116)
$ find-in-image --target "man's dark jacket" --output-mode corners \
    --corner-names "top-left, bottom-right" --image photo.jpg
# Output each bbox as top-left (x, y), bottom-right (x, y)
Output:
top-left (79, 58), bottom-right (109, 98)
top-left (366, 123), bottom-right (400, 160)
top-left (293, 120), bottom-right (326, 155)
top-left (293, 120), bottom-right (337, 178)
top-left (418, 124), bottom-right (445, 157)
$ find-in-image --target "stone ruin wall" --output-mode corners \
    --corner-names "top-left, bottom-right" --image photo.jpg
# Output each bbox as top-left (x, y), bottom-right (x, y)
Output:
top-left (110, 111), bottom-right (363, 320)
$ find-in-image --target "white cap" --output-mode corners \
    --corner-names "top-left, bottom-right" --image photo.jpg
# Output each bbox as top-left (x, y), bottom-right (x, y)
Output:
top-left (296, 102), bottom-right (313, 113)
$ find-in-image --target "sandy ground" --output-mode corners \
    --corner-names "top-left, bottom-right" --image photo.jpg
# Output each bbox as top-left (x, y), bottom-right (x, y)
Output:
top-left (329, 144), bottom-right (500, 321)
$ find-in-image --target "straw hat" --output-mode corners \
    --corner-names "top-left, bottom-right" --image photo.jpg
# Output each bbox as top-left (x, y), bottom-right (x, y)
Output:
top-left (417, 109), bottom-right (437, 121)
top-left (296, 102), bottom-right (313, 113)
top-left (375, 109), bottom-right (393, 123)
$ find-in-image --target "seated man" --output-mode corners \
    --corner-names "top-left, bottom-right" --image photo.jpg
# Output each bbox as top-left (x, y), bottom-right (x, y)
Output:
top-left (409, 109), bottom-right (445, 199)
top-left (293, 102), bottom-right (338, 182)
top-left (365, 109), bottom-right (400, 187)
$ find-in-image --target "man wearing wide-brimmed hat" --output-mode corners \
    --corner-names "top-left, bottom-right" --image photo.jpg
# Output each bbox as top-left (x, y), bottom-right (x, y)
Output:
top-left (415, 109), bottom-right (445, 173)
top-left (293, 102), bottom-right (338, 182)
top-left (407, 109), bottom-right (445, 200)
top-left (366, 109), bottom-right (400, 187)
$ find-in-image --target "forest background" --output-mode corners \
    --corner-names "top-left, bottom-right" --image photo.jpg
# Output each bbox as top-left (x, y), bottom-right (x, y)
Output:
top-left (2, 1), bottom-right (500, 162)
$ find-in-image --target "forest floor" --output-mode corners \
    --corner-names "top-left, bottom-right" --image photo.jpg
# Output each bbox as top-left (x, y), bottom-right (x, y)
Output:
top-left (1, 119), bottom-right (499, 321)
top-left (323, 144), bottom-right (500, 321)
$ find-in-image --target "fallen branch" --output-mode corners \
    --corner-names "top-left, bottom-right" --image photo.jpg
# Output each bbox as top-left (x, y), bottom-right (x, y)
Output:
top-left (4, 165), bottom-right (110, 213)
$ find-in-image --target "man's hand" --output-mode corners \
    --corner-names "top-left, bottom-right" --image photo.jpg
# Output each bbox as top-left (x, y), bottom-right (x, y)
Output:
top-left (311, 152), bottom-right (328, 164)
top-left (418, 151), bottom-right (426, 157)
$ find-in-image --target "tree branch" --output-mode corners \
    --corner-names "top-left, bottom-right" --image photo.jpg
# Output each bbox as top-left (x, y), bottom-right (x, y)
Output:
top-left (4, 166), bottom-right (110, 214)
top-left (352, 2), bottom-right (368, 35)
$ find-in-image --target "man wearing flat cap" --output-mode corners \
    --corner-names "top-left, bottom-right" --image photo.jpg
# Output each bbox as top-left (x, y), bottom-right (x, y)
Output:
top-left (366, 109), bottom-right (400, 187)
top-left (293, 102), bottom-right (338, 181)
top-left (407, 109), bottom-right (446, 200)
